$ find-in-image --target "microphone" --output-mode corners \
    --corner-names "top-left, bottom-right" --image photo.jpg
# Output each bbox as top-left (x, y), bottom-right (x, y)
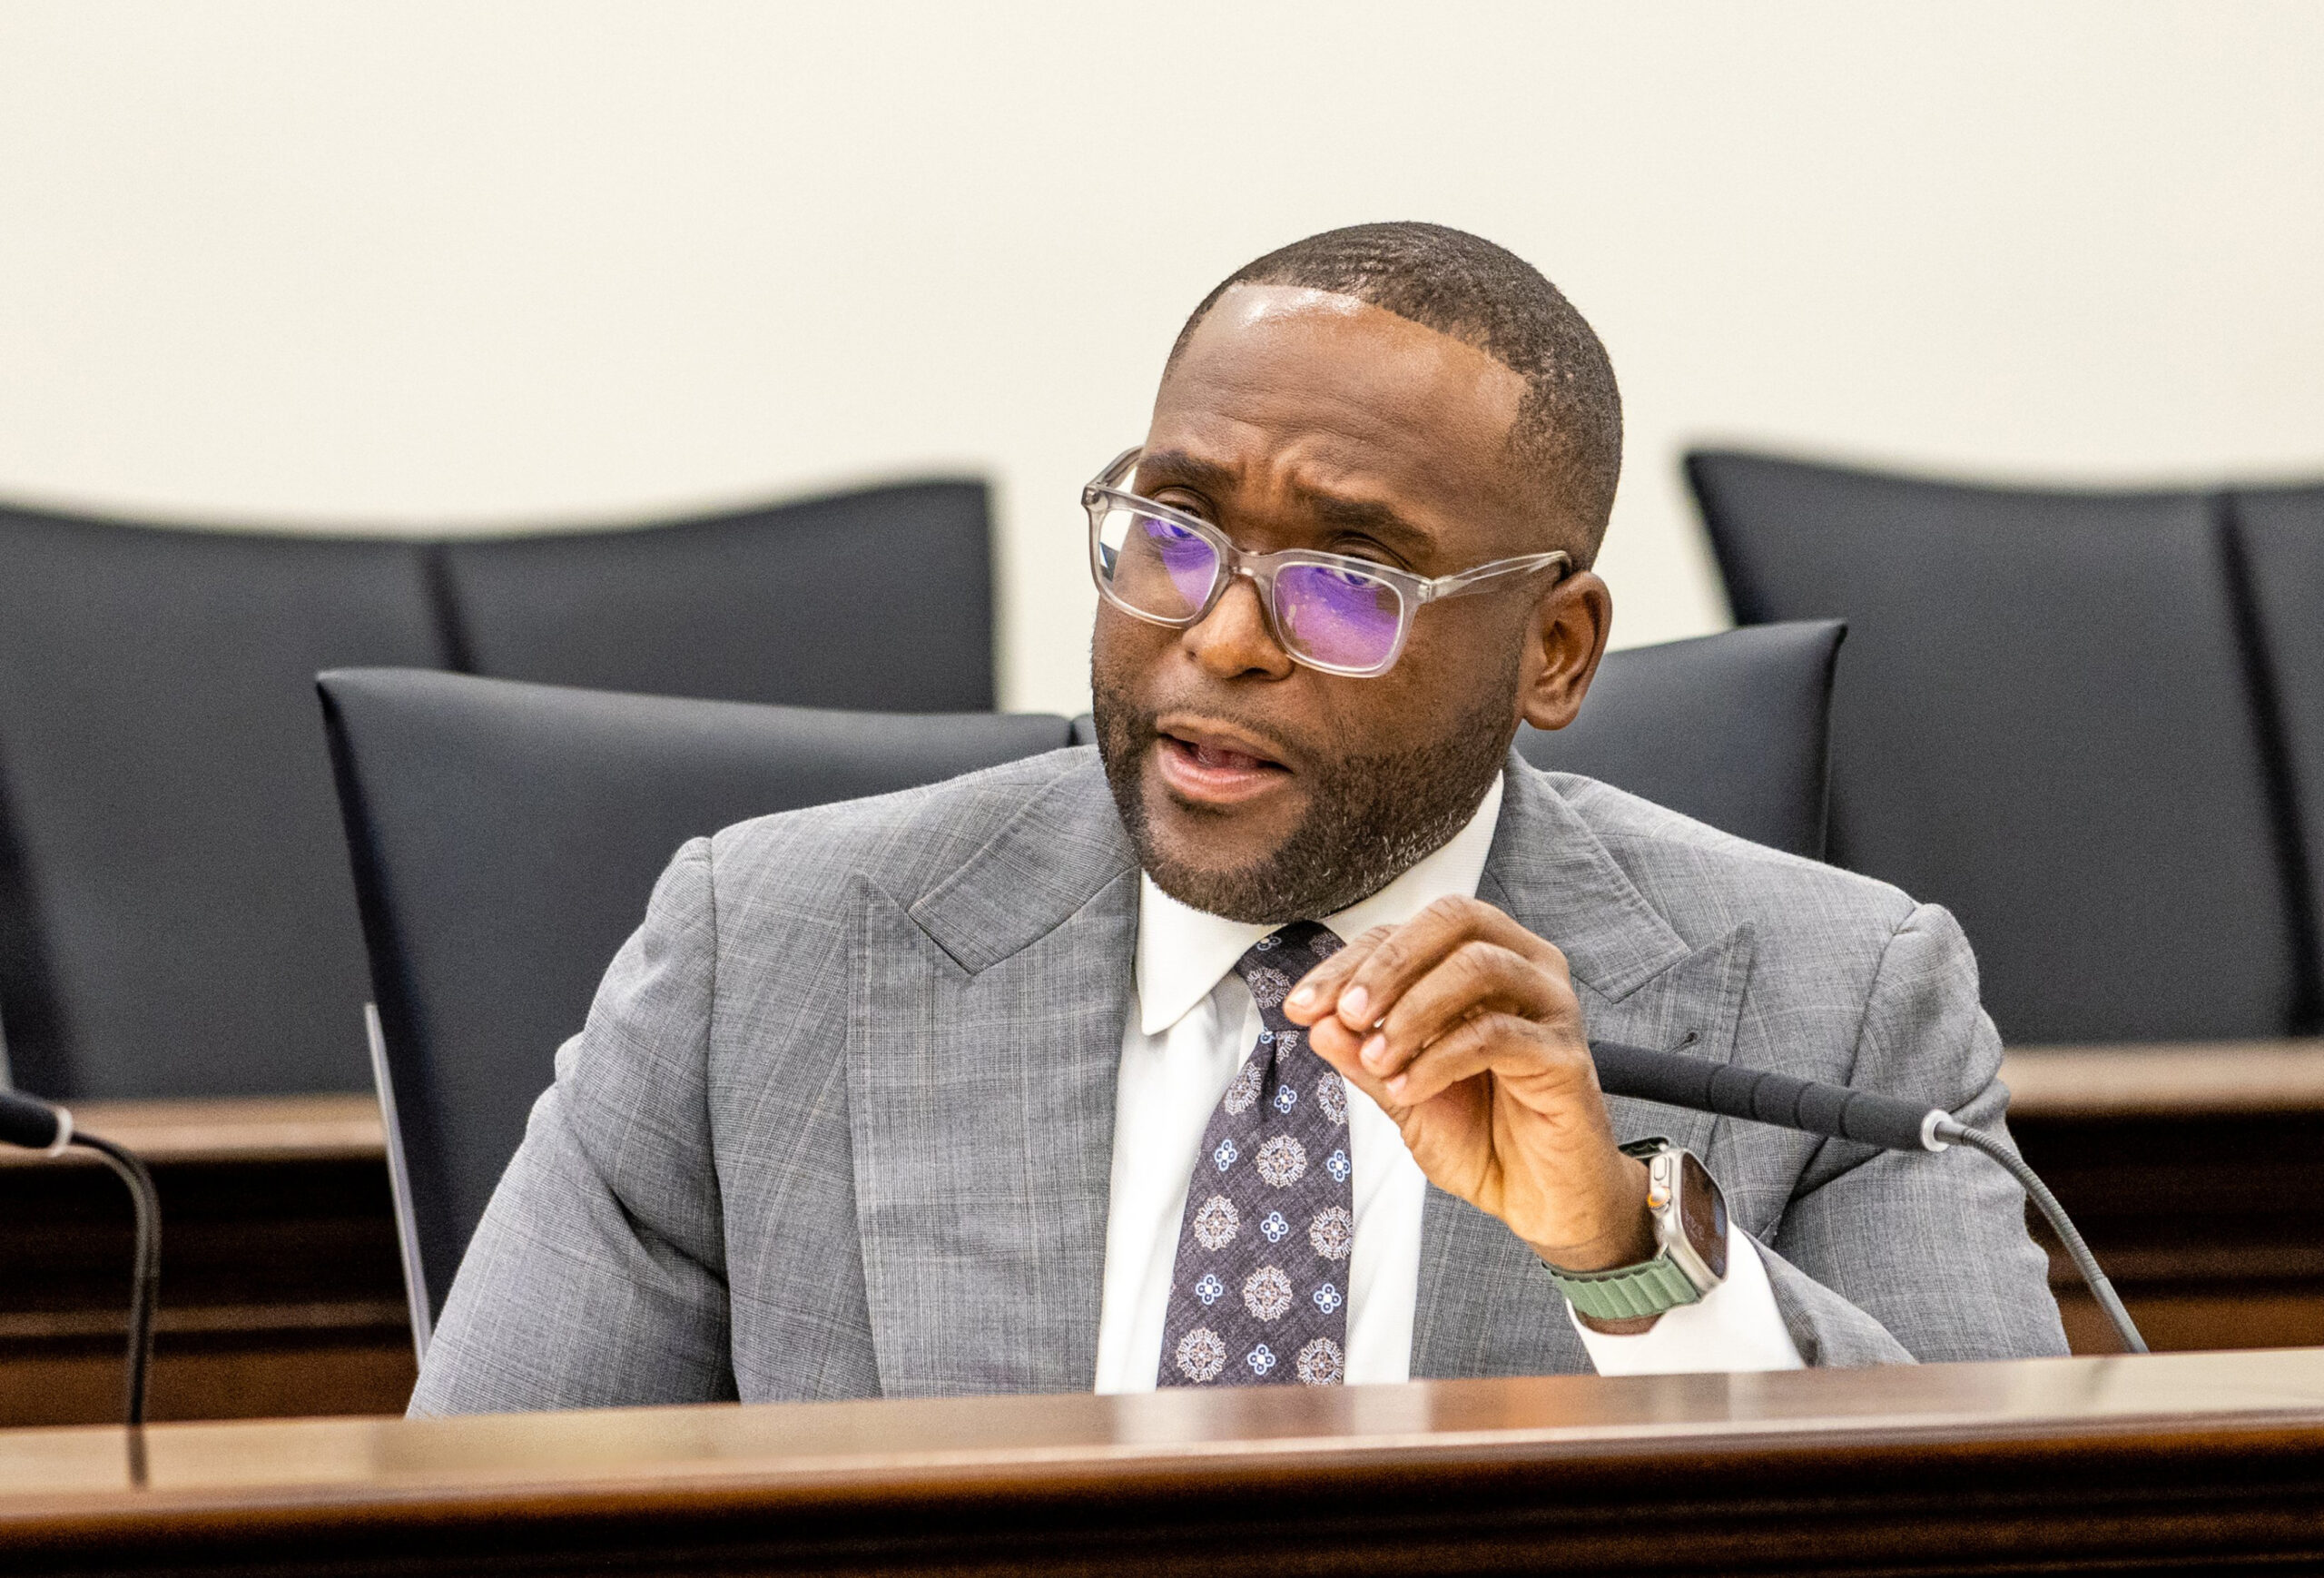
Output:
top-left (1589, 1039), bottom-right (2148, 1356)
top-left (0, 1090), bottom-right (162, 1424)
top-left (0, 1087), bottom-right (74, 1152)
top-left (1590, 1038), bottom-right (1949, 1153)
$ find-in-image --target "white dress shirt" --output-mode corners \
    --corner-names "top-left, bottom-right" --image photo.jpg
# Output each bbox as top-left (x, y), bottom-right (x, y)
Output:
top-left (1093, 774), bottom-right (1806, 1392)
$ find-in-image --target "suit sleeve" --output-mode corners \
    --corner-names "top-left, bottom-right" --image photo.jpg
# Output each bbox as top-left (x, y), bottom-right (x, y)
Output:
top-left (1758, 902), bottom-right (2072, 1366)
top-left (409, 839), bottom-right (738, 1415)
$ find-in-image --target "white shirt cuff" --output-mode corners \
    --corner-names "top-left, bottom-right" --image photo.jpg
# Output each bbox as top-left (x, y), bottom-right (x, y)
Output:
top-left (1567, 1218), bottom-right (1807, 1375)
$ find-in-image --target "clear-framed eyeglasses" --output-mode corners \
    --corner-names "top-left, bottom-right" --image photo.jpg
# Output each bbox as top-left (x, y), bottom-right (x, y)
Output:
top-left (1084, 447), bottom-right (1571, 678)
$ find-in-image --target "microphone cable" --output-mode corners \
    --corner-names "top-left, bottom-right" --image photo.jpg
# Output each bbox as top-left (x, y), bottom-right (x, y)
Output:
top-left (0, 1090), bottom-right (162, 1425)
top-left (1933, 1118), bottom-right (2145, 1355)
top-left (1589, 1040), bottom-right (2149, 1355)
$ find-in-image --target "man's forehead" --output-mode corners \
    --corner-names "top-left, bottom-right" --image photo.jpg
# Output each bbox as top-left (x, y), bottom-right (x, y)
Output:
top-left (1149, 283), bottom-right (1531, 528)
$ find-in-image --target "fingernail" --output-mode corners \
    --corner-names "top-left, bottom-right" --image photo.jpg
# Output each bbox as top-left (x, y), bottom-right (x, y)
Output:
top-left (1361, 1032), bottom-right (1388, 1070)
top-left (1386, 1074), bottom-right (1408, 1097)
top-left (1287, 986), bottom-right (1315, 1009)
top-left (1340, 986), bottom-right (1370, 1021)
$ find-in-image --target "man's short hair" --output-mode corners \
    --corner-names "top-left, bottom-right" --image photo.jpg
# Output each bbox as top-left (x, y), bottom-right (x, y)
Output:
top-left (1171, 222), bottom-right (1622, 563)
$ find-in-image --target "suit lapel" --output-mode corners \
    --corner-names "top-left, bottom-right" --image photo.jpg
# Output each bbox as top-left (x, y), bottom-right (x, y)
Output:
top-left (1411, 758), bottom-right (1759, 1379)
top-left (845, 763), bottom-right (1137, 1396)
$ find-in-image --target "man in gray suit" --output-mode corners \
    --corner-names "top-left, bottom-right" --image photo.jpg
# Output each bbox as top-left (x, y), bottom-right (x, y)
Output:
top-left (412, 223), bottom-right (2065, 1414)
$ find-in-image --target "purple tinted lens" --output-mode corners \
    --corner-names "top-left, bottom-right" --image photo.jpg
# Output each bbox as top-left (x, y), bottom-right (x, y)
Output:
top-left (1124, 511), bottom-right (1219, 615)
top-left (1275, 563), bottom-right (1403, 670)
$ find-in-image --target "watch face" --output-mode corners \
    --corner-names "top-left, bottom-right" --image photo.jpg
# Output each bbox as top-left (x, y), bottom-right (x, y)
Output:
top-left (1677, 1150), bottom-right (1728, 1280)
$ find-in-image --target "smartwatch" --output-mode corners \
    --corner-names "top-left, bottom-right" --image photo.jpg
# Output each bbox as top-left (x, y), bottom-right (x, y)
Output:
top-left (1541, 1137), bottom-right (1729, 1322)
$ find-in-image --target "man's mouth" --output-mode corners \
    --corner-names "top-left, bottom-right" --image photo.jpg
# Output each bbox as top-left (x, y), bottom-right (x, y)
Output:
top-left (1152, 720), bottom-right (1294, 806)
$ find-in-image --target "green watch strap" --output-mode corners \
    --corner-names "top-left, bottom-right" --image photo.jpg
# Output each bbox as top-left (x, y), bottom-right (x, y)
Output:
top-left (1543, 1136), bottom-right (1706, 1321)
top-left (1542, 1250), bottom-right (1707, 1321)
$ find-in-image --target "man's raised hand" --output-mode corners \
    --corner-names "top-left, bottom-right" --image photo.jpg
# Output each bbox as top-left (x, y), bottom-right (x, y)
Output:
top-left (1281, 896), bottom-right (1659, 1310)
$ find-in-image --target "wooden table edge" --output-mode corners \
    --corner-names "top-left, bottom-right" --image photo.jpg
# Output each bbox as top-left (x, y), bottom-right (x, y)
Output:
top-left (6, 1398), bottom-right (2322, 1542)
top-left (2000, 1039), bottom-right (2324, 1116)
top-left (0, 1093), bottom-right (385, 1168)
top-left (5, 1043), bottom-right (2319, 1161)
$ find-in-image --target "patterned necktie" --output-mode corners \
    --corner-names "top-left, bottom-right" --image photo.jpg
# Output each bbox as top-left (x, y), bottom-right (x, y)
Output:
top-left (1158, 921), bottom-right (1354, 1388)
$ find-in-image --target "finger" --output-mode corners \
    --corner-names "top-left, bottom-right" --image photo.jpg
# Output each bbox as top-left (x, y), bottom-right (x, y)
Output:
top-left (1358, 939), bottom-right (1573, 1080)
top-left (1282, 926), bottom-right (1391, 1025)
top-left (1381, 1011), bottom-right (1597, 1109)
top-left (1375, 1011), bottom-right (1525, 1107)
top-left (1332, 897), bottom-right (1566, 1037)
top-left (1301, 1008), bottom-right (1411, 1120)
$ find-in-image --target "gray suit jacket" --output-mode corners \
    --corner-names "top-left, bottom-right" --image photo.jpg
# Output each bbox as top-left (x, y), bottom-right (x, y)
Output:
top-left (410, 749), bottom-right (2066, 1414)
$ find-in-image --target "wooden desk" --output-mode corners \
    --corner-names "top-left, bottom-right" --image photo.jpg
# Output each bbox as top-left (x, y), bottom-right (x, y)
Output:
top-left (5, 1042), bottom-right (2319, 1427)
top-left (2003, 1040), bottom-right (2324, 1353)
top-left (2, 1350), bottom-right (2320, 1576)
top-left (0, 1095), bottom-right (413, 1428)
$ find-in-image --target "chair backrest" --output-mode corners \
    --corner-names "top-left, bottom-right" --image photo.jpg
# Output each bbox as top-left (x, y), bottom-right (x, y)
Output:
top-left (2228, 484), bottom-right (2324, 1001)
top-left (0, 479), bottom-right (996, 1099)
top-left (1514, 622), bottom-right (1845, 861)
top-left (0, 505), bottom-right (449, 1098)
top-left (438, 479), bottom-right (994, 711)
top-left (1689, 450), bottom-right (2306, 1044)
top-left (320, 668), bottom-right (1072, 1322)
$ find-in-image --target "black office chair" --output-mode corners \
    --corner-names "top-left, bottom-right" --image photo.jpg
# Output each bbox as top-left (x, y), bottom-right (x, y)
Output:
top-left (320, 669), bottom-right (1073, 1340)
top-left (1514, 621), bottom-right (1844, 861)
top-left (0, 478), bottom-right (997, 1100)
top-left (2229, 484), bottom-right (2324, 1003)
top-left (0, 505), bottom-right (450, 1099)
top-left (1689, 450), bottom-right (2307, 1044)
top-left (437, 479), bottom-right (995, 712)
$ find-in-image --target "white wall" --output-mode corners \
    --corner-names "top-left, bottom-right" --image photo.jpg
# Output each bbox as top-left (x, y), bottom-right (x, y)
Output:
top-left (2, 2), bottom-right (2319, 715)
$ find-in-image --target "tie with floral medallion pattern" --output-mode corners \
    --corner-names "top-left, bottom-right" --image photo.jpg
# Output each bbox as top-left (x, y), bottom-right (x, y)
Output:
top-left (1157, 921), bottom-right (1354, 1387)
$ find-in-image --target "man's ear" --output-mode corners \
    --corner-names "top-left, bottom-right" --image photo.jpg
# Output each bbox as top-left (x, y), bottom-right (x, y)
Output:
top-left (1518, 569), bottom-right (1612, 732)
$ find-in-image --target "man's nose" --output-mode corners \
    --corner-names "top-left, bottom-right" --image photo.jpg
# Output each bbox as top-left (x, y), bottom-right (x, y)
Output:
top-left (1182, 576), bottom-right (1296, 681)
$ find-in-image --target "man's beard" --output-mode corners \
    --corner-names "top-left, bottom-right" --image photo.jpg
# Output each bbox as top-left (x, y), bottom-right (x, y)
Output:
top-left (1092, 676), bottom-right (1519, 926)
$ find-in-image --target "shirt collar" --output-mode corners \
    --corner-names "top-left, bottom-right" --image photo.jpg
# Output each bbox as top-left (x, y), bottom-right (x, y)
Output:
top-left (1134, 772), bottom-right (1507, 1036)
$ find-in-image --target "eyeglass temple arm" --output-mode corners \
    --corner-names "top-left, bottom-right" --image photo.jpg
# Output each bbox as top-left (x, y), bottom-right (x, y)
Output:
top-left (1420, 550), bottom-right (1572, 603)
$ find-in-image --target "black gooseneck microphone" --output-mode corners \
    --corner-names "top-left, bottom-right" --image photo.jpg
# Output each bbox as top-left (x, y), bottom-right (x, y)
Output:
top-left (0, 1090), bottom-right (162, 1424)
top-left (1589, 1038), bottom-right (2148, 1356)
